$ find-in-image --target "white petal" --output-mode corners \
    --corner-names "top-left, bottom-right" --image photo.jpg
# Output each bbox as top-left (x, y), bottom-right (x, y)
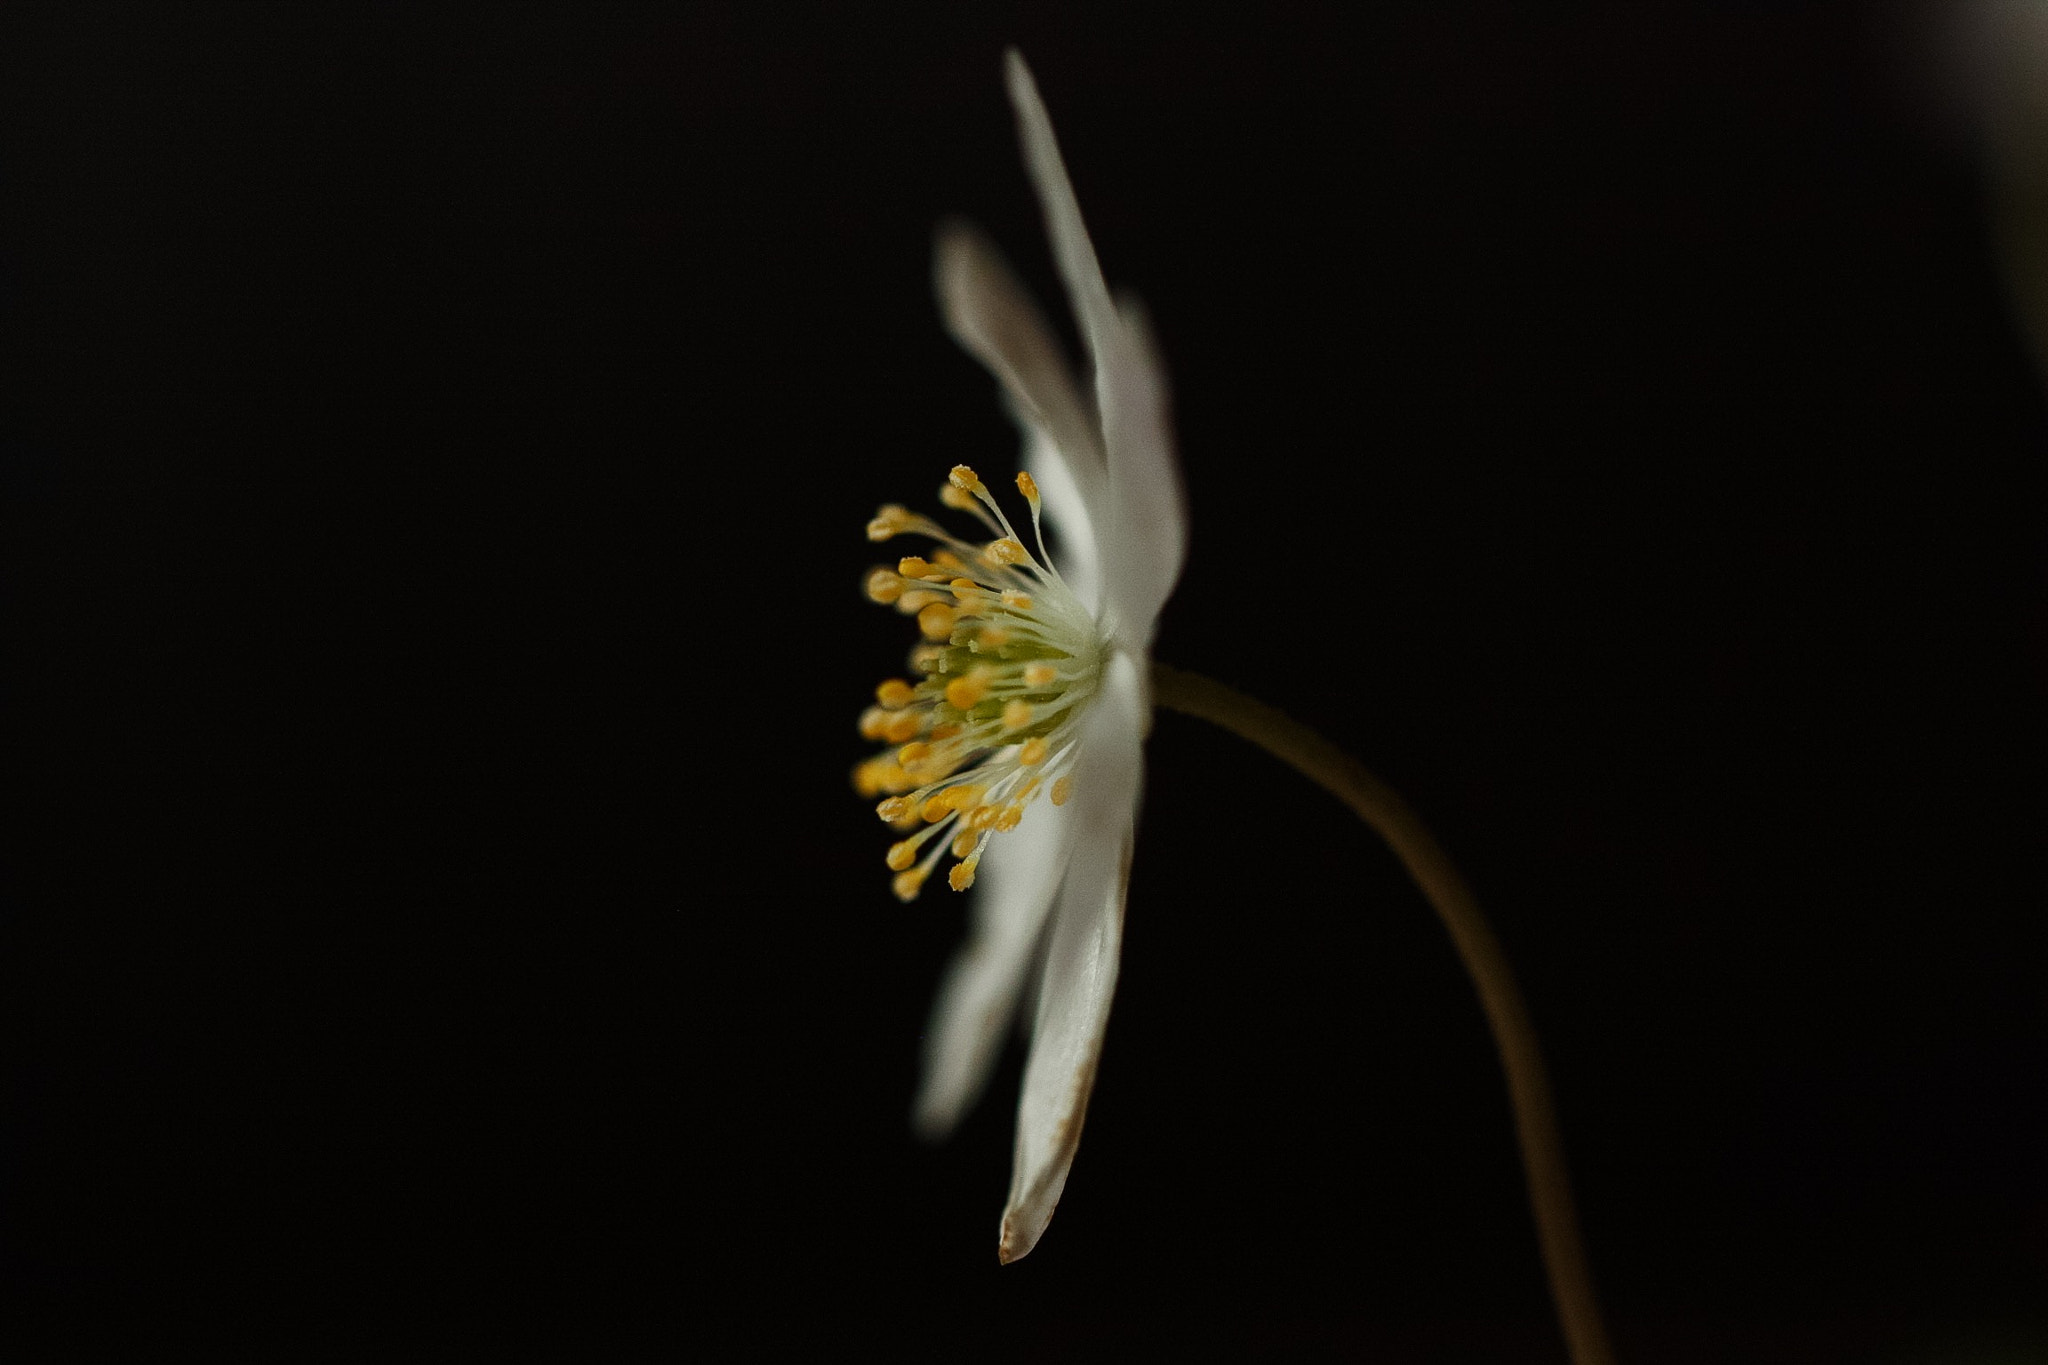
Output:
top-left (933, 221), bottom-right (1107, 500)
top-left (913, 794), bottom-right (1075, 1139)
top-left (1098, 290), bottom-right (1185, 644)
top-left (1004, 50), bottom-right (1186, 641)
top-left (997, 649), bottom-right (1146, 1263)
top-left (1023, 423), bottom-right (1101, 617)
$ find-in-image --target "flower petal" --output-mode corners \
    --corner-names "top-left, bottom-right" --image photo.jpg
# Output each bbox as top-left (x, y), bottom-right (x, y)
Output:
top-left (933, 221), bottom-right (1108, 497)
top-left (1004, 50), bottom-right (1186, 641)
top-left (931, 220), bottom-right (1106, 609)
top-left (912, 793), bottom-right (1074, 1139)
top-left (996, 649), bottom-right (1146, 1263)
top-left (1022, 423), bottom-right (1102, 616)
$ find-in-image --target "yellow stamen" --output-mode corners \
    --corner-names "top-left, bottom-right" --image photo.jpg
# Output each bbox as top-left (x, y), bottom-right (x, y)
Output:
top-left (1001, 588), bottom-right (1033, 611)
top-left (939, 483), bottom-right (977, 511)
top-left (987, 537), bottom-right (1026, 565)
top-left (859, 707), bottom-right (891, 740)
top-left (885, 841), bottom-right (917, 872)
top-left (917, 602), bottom-right (958, 641)
top-left (866, 504), bottom-right (911, 541)
top-left (1018, 737), bottom-right (1049, 766)
top-left (945, 673), bottom-right (990, 710)
top-left (892, 868), bottom-right (926, 901)
top-left (973, 626), bottom-right (1011, 649)
top-left (921, 795), bottom-right (951, 823)
top-left (883, 711), bottom-right (922, 745)
top-left (950, 830), bottom-right (978, 858)
top-left (948, 858), bottom-right (979, 892)
top-left (876, 678), bottom-right (917, 709)
top-left (1016, 470), bottom-right (1039, 503)
top-left (877, 797), bottom-right (913, 821)
top-left (994, 805), bottom-right (1023, 832)
top-left (897, 555), bottom-right (934, 579)
top-left (897, 741), bottom-right (931, 766)
top-left (949, 464), bottom-right (983, 492)
top-left (1002, 700), bottom-right (1033, 730)
top-left (865, 569), bottom-right (904, 604)
top-left (1024, 663), bottom-right (1057, 687)
top-left (852, 761), bottom-right (887, 799)
top-left (1051, 776), bottom-right (1074, 807)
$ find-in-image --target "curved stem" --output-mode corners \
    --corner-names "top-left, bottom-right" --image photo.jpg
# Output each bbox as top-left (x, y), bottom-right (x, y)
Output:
top-left (1150, 662), bottom-right (1617, 1365)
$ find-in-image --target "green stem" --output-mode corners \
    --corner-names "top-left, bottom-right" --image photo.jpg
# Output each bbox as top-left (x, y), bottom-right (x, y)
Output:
top-left (1150, 662), bottom-right (1617, 1365)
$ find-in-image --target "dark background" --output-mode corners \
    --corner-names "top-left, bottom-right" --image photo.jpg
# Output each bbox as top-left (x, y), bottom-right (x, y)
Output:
top-left (2, 2), bottom-right (2042, 1359)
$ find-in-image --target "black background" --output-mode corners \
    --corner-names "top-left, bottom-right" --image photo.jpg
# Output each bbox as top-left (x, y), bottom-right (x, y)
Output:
top-left (3, 2), bottom-right (2042, 1359)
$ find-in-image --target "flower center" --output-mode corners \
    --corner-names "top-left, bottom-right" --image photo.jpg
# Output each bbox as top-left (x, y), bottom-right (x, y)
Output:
top-left (856, 464), bottom-right (1104, 900)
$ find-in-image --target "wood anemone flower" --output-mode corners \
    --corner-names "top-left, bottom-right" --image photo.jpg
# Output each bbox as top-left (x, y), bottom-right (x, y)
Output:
top-left (853, 50), bottom-right (1185, 1262)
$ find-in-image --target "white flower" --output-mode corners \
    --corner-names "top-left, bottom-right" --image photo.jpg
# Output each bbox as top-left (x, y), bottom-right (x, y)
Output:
top-left (853, 51), bottom-right (1185, 1262)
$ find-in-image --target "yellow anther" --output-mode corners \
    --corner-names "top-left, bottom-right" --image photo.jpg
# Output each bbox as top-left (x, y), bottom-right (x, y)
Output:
top-left (973, 626), bottom-right (1011, 649)
top-left (865, 569), bottom-right (904, 604)
top-left (1002, 700), bottom-right (1033, 730)
top-left (1051, 776), bottom-right (1074, 807)
top-left (1016, 470), bottom-right (1040, 503)
top-left (928, 721), bottom-right (963, 742)
top-left (883, 711), bottom-right (922, 745)
top-left (852, 760), bottom-right (887, 799)
top-left (1001, 588), bottom-right (1034, 611)
top-left (948, 576), bottom-right (991, 601)
top-left (933, 549), bottom-right (968, 570)
top-left (909, 643), bottom-right (945, 673)
top-left (866, 504), bottom-right (911, 541)
top-left (987, 537), bottom-right (1026, 565)
top-left (1023, 663), bottom-right (1057, 687)
top-left (886, 840), bottom-right (917, 872)
top-left (968, 805), bottom-right (1000, 831)
top-left (1018, 737), bottom-right (1049, 766)
top-left (948, 858), bottom-right (979, 892)
top-left (897, 556), bottom-right (934, 579)
top-left (1017, 777), bottom-right (1042, 802)
top-left (945, 784), bottom-right (986, 811)
top-left (949, 464), bottom-right (983, 492)
top-left (994, 805), bottom-right (1023, 833)
top-left (877, 797), bottom-right (913, 822)
top-left (945, 673), bottom-right (990, 711)
top-left (897, 741), bottom-right (932, 766)
top-left (876, 678), bottom-right (917, 709)
top-left (939, 483), bottom-right (976, 511)
top-left (951, 829), bottom-right (978, 858)
top-left (859, 707), bottom-right (891, 740)
top-left (857, 759), bottom-right (914, 796)
top-left (897, 589), bottom-right (940, 614)
top-left (892, 868), bottom-right (926, 902)
top-left (921, 795), bottom-right (951, 823)
top-left (917, 602), bottom-right (958, 641)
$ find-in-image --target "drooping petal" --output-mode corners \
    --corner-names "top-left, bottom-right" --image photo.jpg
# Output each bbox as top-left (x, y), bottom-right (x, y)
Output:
top-left (913, 794), bottom-right (1075, 1139)
top-left (996, 649), bottom-right (1146, 1263)
top-left (1003, 50), bottom-right (1186, 641)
